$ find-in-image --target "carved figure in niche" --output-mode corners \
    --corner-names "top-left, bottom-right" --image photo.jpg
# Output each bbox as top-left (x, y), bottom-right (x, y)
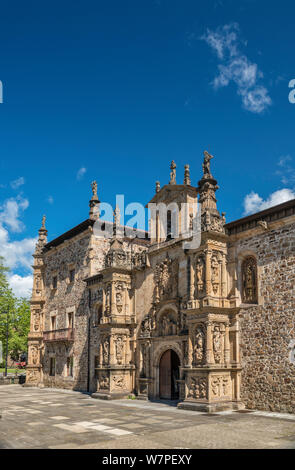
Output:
top-left (188, 377), bottom-right (207, 399)
top-left (115, 336), bottom-right (125, 364)
top-left (98, 374), bottom-right (109, 390)
top-left (102, 337), bottom-right (109, 364)
top-left (213, 324), bottom-right (222, 363)
top-left (211, 255), bottom-right (219, 294)
top-left (155, 256), bottom-right (178, 300)
top-left (193, 325), bottom-right (205, 364)
top-left (33, 311), bottom-right (40, 331)
top-left (196, 257), bottom-right (205, 293)
top-left (31, 346), bottom-right (38, 365)
top-left (160, 313), bottom-right (177, 336)
top-left (242, 257), bottom-right (257, 303)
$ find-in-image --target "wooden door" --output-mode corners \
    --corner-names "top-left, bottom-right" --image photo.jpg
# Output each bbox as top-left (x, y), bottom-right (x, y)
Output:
top-left (159, 350), bottom-right (172, 399)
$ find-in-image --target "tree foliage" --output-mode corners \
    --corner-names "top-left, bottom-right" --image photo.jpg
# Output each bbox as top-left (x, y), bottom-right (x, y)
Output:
top-left (0, 256), bottom-right (30, 364)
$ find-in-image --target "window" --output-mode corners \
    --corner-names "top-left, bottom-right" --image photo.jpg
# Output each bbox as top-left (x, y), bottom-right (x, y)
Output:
top-left (69, 269), bottom-right (75, 283)
top-left (242, 256), bottom-right (258, 304)
top-left (167, 210), bottom-right (172, 240)
top-left (95, 305), bottom-right (102, 325)
top-left (52, 276), bottom-right (57, 289)
top-left (66, 357), bottom-right (74, 377)
top-left (51, 315), bottom-right (56, 331)
top-left (68, 312), bottom-right (74, 329)
top-left (49, 357), bottom-right (56, 376)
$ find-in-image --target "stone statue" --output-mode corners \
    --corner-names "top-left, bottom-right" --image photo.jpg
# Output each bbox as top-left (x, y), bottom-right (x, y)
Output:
top-left (213, 324), bottom-right (222, 363)
top-left (91, 180), bottom-right (98, 197)
top-left (169, 160), bottom-right (176, 184)
top-left (41, 215), bottom-right (46, 229)
top-left (202, 151), bottom-right (213, 178)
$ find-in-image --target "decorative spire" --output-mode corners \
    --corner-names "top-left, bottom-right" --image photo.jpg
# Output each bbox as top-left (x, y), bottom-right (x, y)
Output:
top-left (169, 160), bottom-right (176, 184)
top-left (113, 206), bottom-right (121, 226)
top-left (89, 180), bottom-right (100, 220)
top-left (155, 181), bottom-right (160, 193)
top-left (183, 164), bottom-right (191, 185)
top-left (34, 215), bottom-right (48, 255)
top-left (202, 150), bottom-right (213, 179)
top-left (91, 180), bottom-right (98, 198)
top-left (197, 150), bottom-right (224, 234)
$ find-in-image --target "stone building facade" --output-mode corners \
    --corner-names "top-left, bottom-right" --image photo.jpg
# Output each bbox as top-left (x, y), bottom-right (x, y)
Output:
top-left (26, 152), bottom-right (295, 413)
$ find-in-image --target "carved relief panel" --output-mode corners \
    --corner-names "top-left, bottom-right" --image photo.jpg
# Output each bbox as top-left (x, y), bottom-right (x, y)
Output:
top-left (187, 376), bottom-right (207, 400)
top-left (192, 324), bottom-right (206, 366)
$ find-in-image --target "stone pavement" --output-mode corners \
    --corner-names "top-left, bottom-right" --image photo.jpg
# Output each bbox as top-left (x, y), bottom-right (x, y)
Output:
top-left (0, 385), bottom-right (295, 449)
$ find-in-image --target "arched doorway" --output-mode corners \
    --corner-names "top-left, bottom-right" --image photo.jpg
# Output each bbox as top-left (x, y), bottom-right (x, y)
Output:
top-left (159, 349), bottom-right (180, 400)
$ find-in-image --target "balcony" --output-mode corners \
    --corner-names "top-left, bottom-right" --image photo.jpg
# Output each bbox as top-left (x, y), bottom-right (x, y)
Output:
top-left (43, 328), bottom-right (75, 342)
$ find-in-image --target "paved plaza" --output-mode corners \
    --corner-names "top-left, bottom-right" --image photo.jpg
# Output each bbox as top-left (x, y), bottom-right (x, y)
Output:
top-left (0, 385), bottom-right (295, 449)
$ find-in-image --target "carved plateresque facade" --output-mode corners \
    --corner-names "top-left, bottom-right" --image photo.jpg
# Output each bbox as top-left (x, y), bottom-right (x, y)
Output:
top-left (26, 152), bottom-right (295, 413)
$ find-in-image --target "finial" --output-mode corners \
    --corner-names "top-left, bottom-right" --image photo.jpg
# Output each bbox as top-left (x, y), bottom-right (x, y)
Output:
top-left (169, 160), bottom-right (176, 184)
top-left (183, 164), bottom-right (191, 185)
top-left (202, 151), bottom-right (213, 178)
top-left (91, 180), bottom-right (98, 198)
top-left (113, 206), bottom-right (121, 227)
top-left (156, 181), bottom-right (160, 193)
top-left (89, 180), bottom-right (100, 220)
top-left (41, 214), bottom-right (46, 229)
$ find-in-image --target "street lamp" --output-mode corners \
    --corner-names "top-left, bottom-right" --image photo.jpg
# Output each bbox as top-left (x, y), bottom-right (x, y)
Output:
top-left (4, 309), bottom-right (9, 377)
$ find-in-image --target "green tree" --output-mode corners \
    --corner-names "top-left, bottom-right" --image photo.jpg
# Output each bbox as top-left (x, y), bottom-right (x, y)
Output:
top-left (0, 256), bottom-right (30, 366)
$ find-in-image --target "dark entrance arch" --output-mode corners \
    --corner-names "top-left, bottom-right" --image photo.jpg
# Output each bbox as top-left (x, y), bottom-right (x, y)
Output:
top-left (159, 349), bottom-right (180, 400)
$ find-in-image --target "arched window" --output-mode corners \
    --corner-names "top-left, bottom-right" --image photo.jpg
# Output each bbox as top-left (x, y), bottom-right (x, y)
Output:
top-left (241, 256), bottom-right (258, 304)
top-left (95, 305), bottom-right (103, 325)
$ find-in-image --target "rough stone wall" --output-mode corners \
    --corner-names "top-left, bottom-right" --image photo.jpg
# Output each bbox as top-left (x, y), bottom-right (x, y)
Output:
top-left (235, 220), bottom-right (295, 413)
top-left (43, 233), bottom-right (92, 390)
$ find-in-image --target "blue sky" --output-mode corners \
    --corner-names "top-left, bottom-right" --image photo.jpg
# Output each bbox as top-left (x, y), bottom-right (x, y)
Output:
top-left (0, 0), bottom-right (295, 296)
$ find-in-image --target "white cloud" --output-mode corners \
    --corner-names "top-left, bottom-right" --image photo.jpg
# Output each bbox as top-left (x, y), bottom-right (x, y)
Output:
top-left (276, 155), bottom-right (295, 185)
top-left (0, 196), bottom-right (29, 232)
top-left (8, 273), bottom-right (33, 298)
top-left (0, 195), bottom-right (37, 297)
top-left (77, 167), bottom-right (87, 180)
top-left (243, 188), bottom-right (295, 215)
top-left (201, 23), bottom-right (271, 113)
top-left (10, 176), bottom-right (25, 189)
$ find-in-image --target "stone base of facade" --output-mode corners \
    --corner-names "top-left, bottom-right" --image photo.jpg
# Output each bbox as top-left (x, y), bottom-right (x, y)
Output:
top-left (177, 400), bottom-right (245, 413)
top-left (91, 391), bottom-right (132, 400)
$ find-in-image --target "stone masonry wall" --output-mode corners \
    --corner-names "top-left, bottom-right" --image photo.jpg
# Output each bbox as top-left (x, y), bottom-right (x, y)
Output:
top-left (235, 220), bottom-right (295, 413)
top-left (43, 233), bottom-right (92, 390)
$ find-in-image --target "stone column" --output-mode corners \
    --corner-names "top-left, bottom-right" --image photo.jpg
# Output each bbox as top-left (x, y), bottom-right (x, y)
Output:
top-left (205, 321), bottom-right (214, 364)
top-left (188, 329), bottom-right (193, 367)
top-left (221, 253), bottom-right (227, 298)
top-left (234, 318), bottom-right (240, 364)
top-left (189, 255), bottom-right (195, 300)
top-left (205, 249), bottom-right (212, 295)
top-left (109, 335), bottom-right (115, 365)
top-left (224, 321), bottom-right (230, 365)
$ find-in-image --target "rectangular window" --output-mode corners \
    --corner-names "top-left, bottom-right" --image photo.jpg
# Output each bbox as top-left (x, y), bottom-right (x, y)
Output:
top-left (67, 357), bottom-right (74, 377)
top-left (68, 312), bottom-right (74, 329)
top-left (52, 276), bottom-right (57, 289)
top-left (51, 316), bottom-right (56, 330)
top-left (49, 357), bottom-right (56, 376)
top-left (69, 269), bottom-right (75, 283)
